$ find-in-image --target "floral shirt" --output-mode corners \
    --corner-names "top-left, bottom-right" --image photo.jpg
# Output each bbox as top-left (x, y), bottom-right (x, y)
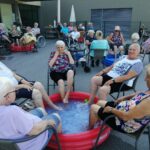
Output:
top-left (49, 52), bottom-right (71, 73)
top-left (111, 32), bottom-right (123, 47)
top-left (115, 92), bottom-right (150, 133)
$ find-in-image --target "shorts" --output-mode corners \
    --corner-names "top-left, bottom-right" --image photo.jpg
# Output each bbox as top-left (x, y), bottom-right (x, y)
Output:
top-left (16, 88), bottom-right (33, 99)
top-left (102, 74), bottom-right (132, 93)
top-left (50, 70), bottom-right (69, 84)
top-left (98, 101), bottom-right (123, 132)
top-left (109, 43), bottom-right (123, 51)
top-left (16, 81), bottom-right (35, 99)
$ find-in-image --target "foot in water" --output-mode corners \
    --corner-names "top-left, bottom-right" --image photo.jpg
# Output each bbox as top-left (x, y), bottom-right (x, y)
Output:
top-left (63, 98), bottom-right (69, 104)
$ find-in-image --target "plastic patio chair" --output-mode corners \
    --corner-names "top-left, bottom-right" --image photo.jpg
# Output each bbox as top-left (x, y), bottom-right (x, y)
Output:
top-left (90, 46), bottom-right (108, 67)
top-left (0, 125), bottom-right (61, 150)
top-left (94, 115), bottom-right (150, 150)
top-left (109, 75), bottom-right (140, 100)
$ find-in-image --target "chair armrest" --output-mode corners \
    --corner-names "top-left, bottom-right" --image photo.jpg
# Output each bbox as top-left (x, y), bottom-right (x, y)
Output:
top-left (0, 125), bottom-right (54, 143)
top-left (4, 125), bottom-right (61, 150)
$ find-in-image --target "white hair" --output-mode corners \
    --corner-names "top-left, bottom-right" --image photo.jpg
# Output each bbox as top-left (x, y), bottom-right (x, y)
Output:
top-left (131, 33), bottom-right (140, 42)
top-left (87, 30), bottom-right (95, 35)
top-left (55, 40), bottom-right (65, 47)
top-left (0, 77), bottom-right (14, 101)
top-left (129, 43), bottom-right (141, 53)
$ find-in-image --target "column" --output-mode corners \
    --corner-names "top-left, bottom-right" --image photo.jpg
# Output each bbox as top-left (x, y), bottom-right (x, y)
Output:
top-left (57, 0), bottom-right (61, 23)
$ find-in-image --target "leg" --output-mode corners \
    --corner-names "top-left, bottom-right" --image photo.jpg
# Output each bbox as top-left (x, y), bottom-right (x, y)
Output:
top-left (89, 76), bottom-right (103, 104)
top-left (91, 56), bottom-right (95, 67)
top-left (32, 88), bottom-right (45, 109)
top-left (2, 35), bottom-right (11, 43)
top-left (114, 45), bottom-right (118, 61)
top-left (33, 82), bottom-right (61, 110)
top-left (119, 45), bottom-right (124, 55)
top-left (57, 79), bottom-right (65, 101)
top-left (89, 104), bottom-right (101, 129)
top-left (97, 100), bottom-right (107, 107)
top-left (98, 85), bottom-right (111, 100)
top-left (29, 107), bottom-right (47, 117)
top-left (63, 70), bottom-right (74, 103)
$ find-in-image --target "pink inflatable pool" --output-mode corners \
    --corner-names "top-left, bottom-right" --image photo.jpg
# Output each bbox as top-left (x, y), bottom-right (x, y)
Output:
top-left (47, 92), bottom-right (111, 150)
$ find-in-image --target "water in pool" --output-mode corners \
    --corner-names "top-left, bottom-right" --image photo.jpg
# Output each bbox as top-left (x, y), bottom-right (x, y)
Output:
top-left (46, 100), bottom-right (90, 134)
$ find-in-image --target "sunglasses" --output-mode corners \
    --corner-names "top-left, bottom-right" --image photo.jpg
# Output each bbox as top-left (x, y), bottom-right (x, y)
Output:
top-left (4, 90), bottom-right (17, 98)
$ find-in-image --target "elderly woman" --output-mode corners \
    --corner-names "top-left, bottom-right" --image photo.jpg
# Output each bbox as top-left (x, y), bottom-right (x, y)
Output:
top-left (0, 77), bottom-right (62, 150)
top-left (90, 30), bottom-right (110, 67)
top-left (85, 30), bottom-right (95, 49)
top-left (124, 32), bottom-right (140, 55)
top-left (0, 61), bottom-right (61, 111)
top-left (89, 43), bottom-right (143, 104)
top-left (49, 40), bottom-right (75, 103)
top-left (107, 25), bottom-right (125, 55)
top-left (89, 64), bottom-right (150, 133)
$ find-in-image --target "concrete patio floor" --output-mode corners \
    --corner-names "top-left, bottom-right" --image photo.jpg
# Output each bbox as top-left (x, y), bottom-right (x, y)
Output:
top-left (1, 39), bottom-right (150, 150)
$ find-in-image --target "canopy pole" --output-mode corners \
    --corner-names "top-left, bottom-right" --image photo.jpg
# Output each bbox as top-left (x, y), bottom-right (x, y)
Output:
top-left (57, 0), bottom-right (61, 23)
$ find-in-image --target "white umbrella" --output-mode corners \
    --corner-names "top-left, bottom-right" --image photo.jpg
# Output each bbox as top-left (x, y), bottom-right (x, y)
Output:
top-left (69, 5), bottom-right (76, 22)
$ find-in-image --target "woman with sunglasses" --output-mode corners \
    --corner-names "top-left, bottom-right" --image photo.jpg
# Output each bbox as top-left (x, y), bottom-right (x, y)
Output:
top-left (107, 25), bottom-right (125, 56)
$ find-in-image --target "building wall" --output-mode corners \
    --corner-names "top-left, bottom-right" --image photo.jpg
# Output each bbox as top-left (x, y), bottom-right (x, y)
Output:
top-left (40, 1), bottom-right (57, 30)
top-left (40, 0), bottom-right (150, 31)
top-left (0, 3), bottom-right (14, 28)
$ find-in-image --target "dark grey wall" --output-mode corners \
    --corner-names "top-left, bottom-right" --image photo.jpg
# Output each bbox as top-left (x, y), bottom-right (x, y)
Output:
top-left (40, 0), bottom-right (150, 33)
top-left (0, 0), bottom-right (15, 4)
top-left (39, 1), bottom-right (57, 31)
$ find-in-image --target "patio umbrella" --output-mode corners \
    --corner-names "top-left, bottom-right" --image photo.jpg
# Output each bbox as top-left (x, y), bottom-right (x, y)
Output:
top-left (69, 5), bottom-right (76, 23)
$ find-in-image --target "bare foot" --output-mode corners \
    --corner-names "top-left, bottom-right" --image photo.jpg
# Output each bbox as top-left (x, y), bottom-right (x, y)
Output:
top-left (63, 98), bottom-right (69, 103)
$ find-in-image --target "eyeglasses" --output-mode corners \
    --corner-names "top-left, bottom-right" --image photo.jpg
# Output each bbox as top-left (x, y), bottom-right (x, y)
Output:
top-left (4, 90), bottom-right (17, 98)
top-left (115, 30), bottom-right (120, 32)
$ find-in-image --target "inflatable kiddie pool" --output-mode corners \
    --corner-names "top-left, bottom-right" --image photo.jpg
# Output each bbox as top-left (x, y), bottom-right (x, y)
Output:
top-left (46, 92), bottom-right (111, 150)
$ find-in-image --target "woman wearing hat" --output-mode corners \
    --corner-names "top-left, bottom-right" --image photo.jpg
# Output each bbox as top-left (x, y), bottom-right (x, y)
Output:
top-left (107, 25), bottom-right (125, 56)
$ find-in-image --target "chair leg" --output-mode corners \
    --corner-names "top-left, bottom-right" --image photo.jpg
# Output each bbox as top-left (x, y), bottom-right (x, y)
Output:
top-left (135, 140), bottom-right (138, 150)
top-left (47, 72), bottom-right (50, 95)
top-left (148, 126), bottom-right (150, 150)
top-left (53, 82), bottom-right (55, 90)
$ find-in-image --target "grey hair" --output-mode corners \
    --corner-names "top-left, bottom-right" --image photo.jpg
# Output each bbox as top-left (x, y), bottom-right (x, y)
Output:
top-left (129, 43), bottom-right (141, 54)
top-left (55, 40), bottom-right (65, 47)
top-left (146, 64), bottom-right (150, 77)
top-left (0, 77), bottom-right (14, 101)
top-left (95, 30), bottom-right (103, 39)
top-left (131, 33), bottom-right (140, 42)
top-left (87, 30), bottom-right (95, 35)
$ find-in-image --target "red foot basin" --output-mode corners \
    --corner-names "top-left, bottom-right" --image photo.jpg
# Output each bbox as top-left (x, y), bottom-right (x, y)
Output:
top-left (47, 91), bottom-right (111, 150)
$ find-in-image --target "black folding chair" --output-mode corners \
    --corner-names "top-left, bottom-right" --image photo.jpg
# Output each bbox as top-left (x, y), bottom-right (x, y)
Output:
top-left (140, 50), bottom-right (150, 63)
top-left (110, 75), bottom-right (140, 100)
top-left (0, 125), bottom-right (61, 150)
top-left (94, 115), bottom-right (150, 150)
